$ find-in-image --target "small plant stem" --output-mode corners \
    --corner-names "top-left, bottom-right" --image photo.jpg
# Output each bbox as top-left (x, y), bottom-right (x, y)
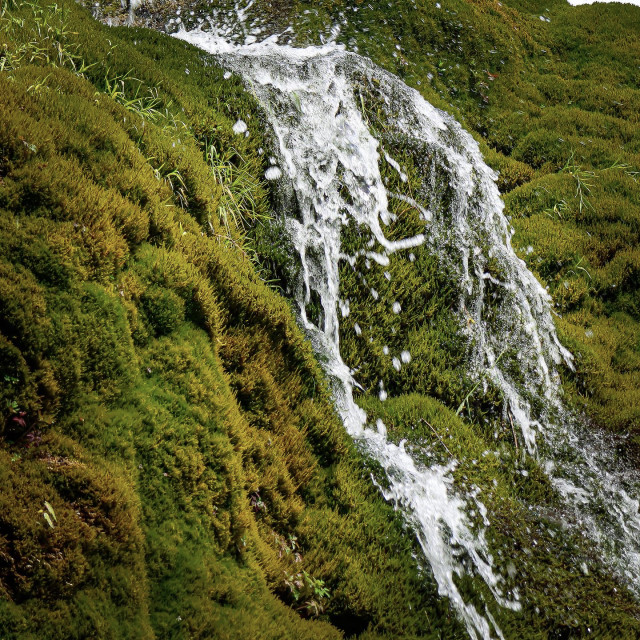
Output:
top-left (419, 418), bottom-right (453, 457)
top-left (508, 409), bottom-right (519, 454)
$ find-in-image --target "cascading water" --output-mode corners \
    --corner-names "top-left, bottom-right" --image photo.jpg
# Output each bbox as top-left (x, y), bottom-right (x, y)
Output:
top-left (173, 22), bottom-right (640, 640)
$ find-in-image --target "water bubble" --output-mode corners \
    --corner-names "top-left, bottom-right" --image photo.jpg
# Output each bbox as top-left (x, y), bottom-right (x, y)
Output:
top-left (265, 166), bottom-right (282, 180)
top-left (232, 119), bottom-right (248, 134)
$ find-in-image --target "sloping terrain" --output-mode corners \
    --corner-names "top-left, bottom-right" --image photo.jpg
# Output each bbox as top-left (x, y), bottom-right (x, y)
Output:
top-left (1, 1), bottom-right (640, 639)
top-left (0, 4), bottom-right (455, 638)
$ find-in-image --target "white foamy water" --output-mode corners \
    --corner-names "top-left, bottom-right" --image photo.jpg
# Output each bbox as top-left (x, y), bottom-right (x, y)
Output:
top-left (174, 22), bottom-right (640, 638)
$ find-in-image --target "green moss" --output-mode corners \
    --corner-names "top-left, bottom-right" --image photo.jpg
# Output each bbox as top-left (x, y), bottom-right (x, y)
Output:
top-left (0, 3), bottom-right (463, 638)
top-left (3, 0), bottom-right (640, 637)
top-left (140, 286), bottom-right (185, 336)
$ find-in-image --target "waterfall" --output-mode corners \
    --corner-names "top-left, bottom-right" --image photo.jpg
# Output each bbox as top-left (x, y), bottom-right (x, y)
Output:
top-left (173, 25), bottom-right (640, 640)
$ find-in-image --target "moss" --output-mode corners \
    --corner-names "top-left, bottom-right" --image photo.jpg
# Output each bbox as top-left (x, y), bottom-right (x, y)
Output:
top-left (0, 432), bottom-right (152, 640)
top-left (3, 0), bottom-right (640, 637)
top-left (0, 2), bottom-right (464, 638)
top-left (358, 394), bottom-right (640, 637)
top-left (140, 286), bottom-right (185, 336)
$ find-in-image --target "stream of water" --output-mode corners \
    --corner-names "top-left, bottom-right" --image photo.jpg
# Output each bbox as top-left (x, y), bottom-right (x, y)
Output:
top-left (173, 24), bottom-right (640, 640)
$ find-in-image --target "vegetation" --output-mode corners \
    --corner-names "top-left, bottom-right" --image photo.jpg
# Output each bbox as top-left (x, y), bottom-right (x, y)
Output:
top-left (0, 3), bottom-right (455, 638)
top-left (1, 0), bottom-right (640, 639)
top-left (104, 0), bottom-right (640, 453)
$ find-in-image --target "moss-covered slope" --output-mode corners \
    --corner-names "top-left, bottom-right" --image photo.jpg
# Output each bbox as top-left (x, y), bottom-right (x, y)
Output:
top-left (2, 1), bottom-right (640, 639)
top-left (0, 3), bottom-right (461, 638)
top-left (109, 0), bottom-right (640, 450)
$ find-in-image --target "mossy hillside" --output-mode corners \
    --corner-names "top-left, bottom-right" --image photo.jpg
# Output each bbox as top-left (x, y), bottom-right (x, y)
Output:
top-left (222, 1), bottom-right (640, 634)
top-left (301, 0), bottom-right (640, 460)
top-left (359, 393), bottom-right (640, 638)
top-left (247, 56), bottom-right (640, 637)
top-left (291, 0), bottom-right (640, 450)
top-left (342, 10), bottom-right (640, 628)
top-left (0, 3), bottom-right (470, 638)
top-left (3, 1), bottom-right (640, 639)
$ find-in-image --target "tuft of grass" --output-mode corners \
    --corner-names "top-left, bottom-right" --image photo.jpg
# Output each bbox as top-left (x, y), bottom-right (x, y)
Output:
top-left (206, 140), bottom-right (269, 235)
top-left (103, 69), bottom-right (163, 122)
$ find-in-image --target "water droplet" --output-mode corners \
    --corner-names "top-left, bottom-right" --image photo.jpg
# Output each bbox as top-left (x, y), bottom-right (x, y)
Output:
top-left (265, 166), bottom-right (282, 180)
top-left (232, 119), bottom-right (248, 134)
